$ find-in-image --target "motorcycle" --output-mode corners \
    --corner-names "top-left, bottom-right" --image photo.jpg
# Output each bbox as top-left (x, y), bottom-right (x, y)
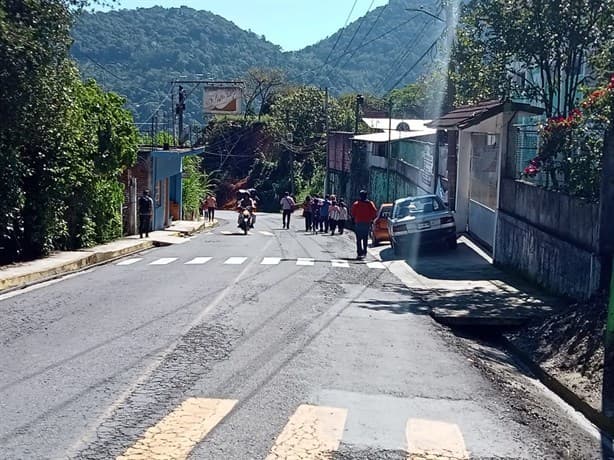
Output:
top-left (238, 208), bottom-right (252, 235)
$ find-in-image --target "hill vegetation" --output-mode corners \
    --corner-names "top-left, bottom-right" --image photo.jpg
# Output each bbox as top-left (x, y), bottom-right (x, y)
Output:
top-left (71, 1), bottom-right (444, 124)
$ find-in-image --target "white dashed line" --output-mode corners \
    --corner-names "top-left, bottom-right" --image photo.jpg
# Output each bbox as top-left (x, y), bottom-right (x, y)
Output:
top-left (117, 258), bottom-right (143, 266)
top-left (261, 257), bottom-right (282, 265)
top-left (331, 259), bottom-right (350, 268)
top-left (366, 261), bottom-right (387, 269)
top-left (296, 258), bottom-right (315, 266)
top-left (149, 258), bottom-right (178, 265)
top-left (224, 257), bottom-right (248, 265)
top-left (185, 257), bottom-right (212, 265)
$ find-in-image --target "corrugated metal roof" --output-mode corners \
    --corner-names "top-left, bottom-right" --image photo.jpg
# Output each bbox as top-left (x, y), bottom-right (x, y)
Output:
top-left (426, 100), bottom-right (544, 130)
top-left (352, 129), bottom-right (436, 143)
top-left (362, 118), bottom-right (433, 131)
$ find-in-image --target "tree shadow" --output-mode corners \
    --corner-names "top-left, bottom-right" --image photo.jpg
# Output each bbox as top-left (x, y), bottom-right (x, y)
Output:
top-left (352, 298), bottom-right (430, 316)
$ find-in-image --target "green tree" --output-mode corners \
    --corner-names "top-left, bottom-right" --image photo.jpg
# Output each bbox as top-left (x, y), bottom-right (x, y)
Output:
top-left (182, 155), bottom-right (215, 220)
top-left (451, 0), bottom-right (614, 116)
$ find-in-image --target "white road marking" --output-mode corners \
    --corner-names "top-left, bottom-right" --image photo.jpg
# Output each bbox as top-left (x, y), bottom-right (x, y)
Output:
top-left (331, 259), bottom-right (350, 268)
top-left (265, 405), bottom-right (347, 460)
top-left (296, 258), bottom-right (315, 266)
top-left (220, 230), bottom-right (233, 235)
top-left (224, 257), bottom-right (248, 265)
top-left (117, 258), bottom-right (143, 266)
top-left (259, 231), bottom-right (274, 236)
top-left (367, 261), bottom-right (387, 269)
top-left (149, 258), bottom-right (177, 265)
top-left (261, 257), bottom-right (282, 265)
top-left (185, 257), bottom-right (212, 265)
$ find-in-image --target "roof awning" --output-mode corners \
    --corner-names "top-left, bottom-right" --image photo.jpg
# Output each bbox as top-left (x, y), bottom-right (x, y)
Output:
top-left (426, 100), bottom-right (544, 130)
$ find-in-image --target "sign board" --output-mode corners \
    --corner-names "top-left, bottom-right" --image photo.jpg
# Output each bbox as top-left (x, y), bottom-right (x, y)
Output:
top-left (203, 86), bottom-right (242, 114)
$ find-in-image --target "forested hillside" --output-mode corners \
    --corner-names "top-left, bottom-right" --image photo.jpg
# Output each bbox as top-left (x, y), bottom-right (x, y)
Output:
top-left (71, 0), bottom-right (444, 124)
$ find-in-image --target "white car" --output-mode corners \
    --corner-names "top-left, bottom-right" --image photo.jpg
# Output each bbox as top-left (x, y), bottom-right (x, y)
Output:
top-left (388, 194), bottom-right (457, 255)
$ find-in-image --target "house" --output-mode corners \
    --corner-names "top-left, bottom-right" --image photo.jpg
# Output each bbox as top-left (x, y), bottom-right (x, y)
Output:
top-left (426, 100), bottom-right (544, 251)
top-left (326, 119), bottom-right (438, 206)
top-left (121, 146), bottom-right (205, 234)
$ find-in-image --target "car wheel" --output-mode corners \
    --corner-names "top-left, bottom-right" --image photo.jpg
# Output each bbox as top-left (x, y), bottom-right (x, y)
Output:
top-left (447, 236), bottom-right (458, 250)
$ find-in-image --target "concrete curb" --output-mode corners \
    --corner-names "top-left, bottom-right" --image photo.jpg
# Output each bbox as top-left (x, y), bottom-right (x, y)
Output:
top-left (501, 336), bottom-right (614, 438)
top-left (0, 240), bottom-right (154, 294)
top-left (0, 220), bottom-right (220, 294)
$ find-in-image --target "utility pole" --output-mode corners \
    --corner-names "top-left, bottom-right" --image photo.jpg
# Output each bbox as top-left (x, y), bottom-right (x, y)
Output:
top-left (386, 98), bottom-right (393, 203)
top-left (176, 85), bottom-right (186, 146)
top-left (354, 94), bottom-right (364, 134)
top-left (324, 87), bottom-right (329, 196)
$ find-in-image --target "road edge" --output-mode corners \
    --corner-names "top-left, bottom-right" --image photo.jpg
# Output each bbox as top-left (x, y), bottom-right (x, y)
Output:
top-left (0, 220), bottom-right (219, 295)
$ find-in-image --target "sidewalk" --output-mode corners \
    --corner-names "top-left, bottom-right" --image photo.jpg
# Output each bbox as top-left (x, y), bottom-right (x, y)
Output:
top-left (370, 235), bottom-right (562, 328)
top-left (0, 219), bottom-right (217, 293)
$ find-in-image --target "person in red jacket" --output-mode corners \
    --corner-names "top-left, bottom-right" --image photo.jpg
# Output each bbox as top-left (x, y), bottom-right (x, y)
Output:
top-left (351, 190), bottom-right (378, 259)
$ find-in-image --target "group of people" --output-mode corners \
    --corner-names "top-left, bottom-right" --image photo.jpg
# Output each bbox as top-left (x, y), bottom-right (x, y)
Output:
top-left (301, 194), bottom-right (349, 235)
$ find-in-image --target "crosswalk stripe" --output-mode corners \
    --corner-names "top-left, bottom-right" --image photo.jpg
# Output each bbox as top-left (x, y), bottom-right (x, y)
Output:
top-left (296, 258), bottom-right (315, 266)
top-left (261, 257), bottom-right (281, 265)
top-left (185, 257), bottom-right (212, 265)
top-left (265, 405), bottom-right (347, 460)
top-left (117, 258), bottom-right (143, 266)
top-left (366, 261), bottom-right (387, 269)
top-left (259, 231), bottom-right (274, 236)
top-left (331, 259), bottom-right (350, 268)
top-left (224, 257), bottom-right (248, 265)
top-left (220, 230), bottom-right (233, 235)
top-left (406, 418), bottom-right (469, 459)
top-left (117, 397), bottom-right (237, 460)
top-left (149, 258), bottom-right (177, 265)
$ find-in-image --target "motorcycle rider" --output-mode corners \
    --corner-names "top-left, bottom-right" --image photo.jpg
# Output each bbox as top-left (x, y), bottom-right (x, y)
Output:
top-left (237, 191), bottom-right (256, 228)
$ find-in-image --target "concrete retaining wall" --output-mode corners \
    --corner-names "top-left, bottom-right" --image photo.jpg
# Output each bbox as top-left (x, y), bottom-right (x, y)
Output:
top-left (495, 211), bottom-right (601, 299)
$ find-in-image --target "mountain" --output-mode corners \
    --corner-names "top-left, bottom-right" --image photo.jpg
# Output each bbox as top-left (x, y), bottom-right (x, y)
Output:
top-left (71, 1), bottom-right (444, 124)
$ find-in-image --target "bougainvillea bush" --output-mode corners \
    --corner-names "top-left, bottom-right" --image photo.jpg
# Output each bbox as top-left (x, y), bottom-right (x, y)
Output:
top-left (523, 75), bottom-right (614, 200)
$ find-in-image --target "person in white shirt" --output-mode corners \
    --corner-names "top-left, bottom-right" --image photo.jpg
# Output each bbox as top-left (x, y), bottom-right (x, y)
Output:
top-left (280, 191), bottom-right (296, 229)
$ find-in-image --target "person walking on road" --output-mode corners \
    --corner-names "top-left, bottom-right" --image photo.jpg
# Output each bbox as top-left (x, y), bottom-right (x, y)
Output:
top-left (205, 194), bottom-right (217, 222)
top-left (351, 190), bottom-right (377, 259)
top-left (328, 200), bottom-right (341, 235)
top-left (338, 200), bottom-right (348, 235)
top-left (302, 196), bottom-right (313, 232)
top-left (138, 189), bottom-right (154, 238)
top-left (319, 195), bottom-right (331, 232)
top-left (280, 191), bottom-right (296, 229)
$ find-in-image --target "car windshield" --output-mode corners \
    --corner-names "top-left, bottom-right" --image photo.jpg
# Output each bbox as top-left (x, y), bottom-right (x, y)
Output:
top-left (394, 197), bottom-right (445, 218)
top-left (380, 206), bottom-right (392, 218)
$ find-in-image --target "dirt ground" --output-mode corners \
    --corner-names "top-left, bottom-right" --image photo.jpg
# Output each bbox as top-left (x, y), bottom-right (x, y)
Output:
top-left (506, 296), bottom-right (607, 412)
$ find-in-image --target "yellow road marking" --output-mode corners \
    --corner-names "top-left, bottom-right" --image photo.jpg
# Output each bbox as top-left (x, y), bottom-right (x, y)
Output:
top-left (117, 397), bottom-right (237, 460)
top-left (266, 404), bottom-right (347, 459)
top-left (406, 418), bottom-right (469, 460)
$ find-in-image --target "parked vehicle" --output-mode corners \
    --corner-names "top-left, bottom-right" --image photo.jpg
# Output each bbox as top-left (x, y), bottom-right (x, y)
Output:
top-left (388, 195), bottom-right (457, 255)
top-left (370, 203), bottom-right (393, 246)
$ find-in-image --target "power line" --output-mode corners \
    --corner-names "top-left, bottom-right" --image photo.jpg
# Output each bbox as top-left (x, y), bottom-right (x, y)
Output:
top-left (385, 38), bottom-right (440, 93)
top-left (329, 0), bottom-right (376, 74)
top-left (312, 0), bottom-right (359, 81)
top-left (374, 15), bottom-right (435, 94)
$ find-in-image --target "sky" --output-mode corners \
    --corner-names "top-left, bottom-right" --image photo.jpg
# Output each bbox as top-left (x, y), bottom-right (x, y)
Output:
top-left (95, 0), bottom-right (390, 51)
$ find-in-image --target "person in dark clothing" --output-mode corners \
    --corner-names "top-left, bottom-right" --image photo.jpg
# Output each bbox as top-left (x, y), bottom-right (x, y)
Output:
top-left (302, 196), bottom-right (313, 232)
top-left (138, 189), bottom-right (154, 238)
top-left (350, 190), bottom-right (377, 259)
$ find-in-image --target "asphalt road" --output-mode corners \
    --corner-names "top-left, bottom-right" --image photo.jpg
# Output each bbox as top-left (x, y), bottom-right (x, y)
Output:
top-left (0, 211), bottom-right (608, 459)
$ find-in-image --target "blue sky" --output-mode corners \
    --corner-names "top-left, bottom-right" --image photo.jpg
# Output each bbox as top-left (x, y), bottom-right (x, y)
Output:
top-left (95, 0), bottom-right (389, 51)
